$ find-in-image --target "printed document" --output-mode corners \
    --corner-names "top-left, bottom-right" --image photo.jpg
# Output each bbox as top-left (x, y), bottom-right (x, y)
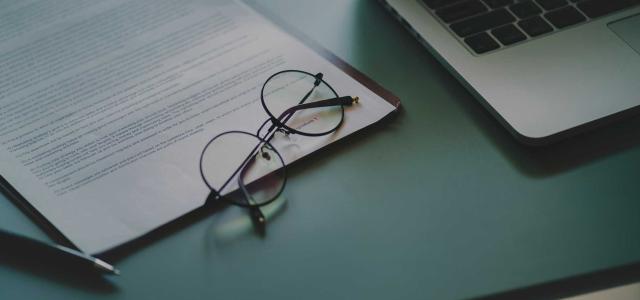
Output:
top-left (0, 0), bottom-right (397, 253)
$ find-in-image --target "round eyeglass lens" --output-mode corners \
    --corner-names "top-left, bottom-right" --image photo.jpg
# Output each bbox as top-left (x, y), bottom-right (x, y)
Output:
top-left (200, 131), bottom-right (285, 207)
top-left (261, 70), bottom-right (343, 136)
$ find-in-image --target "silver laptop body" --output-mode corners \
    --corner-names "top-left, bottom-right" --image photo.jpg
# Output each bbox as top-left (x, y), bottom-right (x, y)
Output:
top-left (381, 0), bottom-right (640, 144)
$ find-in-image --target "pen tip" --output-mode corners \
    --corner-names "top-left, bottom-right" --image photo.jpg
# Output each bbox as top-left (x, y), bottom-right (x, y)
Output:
top-left (94, 258), bottom-right (120, 275)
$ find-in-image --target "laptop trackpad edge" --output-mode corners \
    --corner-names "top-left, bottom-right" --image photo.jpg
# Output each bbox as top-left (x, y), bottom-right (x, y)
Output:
top-left (609, 14), bottom-right (640, 56)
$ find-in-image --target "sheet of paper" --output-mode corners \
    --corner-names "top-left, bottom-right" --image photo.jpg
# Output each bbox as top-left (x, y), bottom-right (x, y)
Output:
top-left (0, 0), bottom-right (396, 254)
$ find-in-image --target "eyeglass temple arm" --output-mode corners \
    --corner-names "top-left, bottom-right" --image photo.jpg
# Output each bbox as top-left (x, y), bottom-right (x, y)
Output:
top-left (276, 96), bottom-right (359, 123)
top-left (236, 155), bottom-right (267, 228)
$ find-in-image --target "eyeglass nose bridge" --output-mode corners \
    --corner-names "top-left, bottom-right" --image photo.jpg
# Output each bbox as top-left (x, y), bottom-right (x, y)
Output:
top-left (275, 127), bottom-right (291, 136)
top-left (255, 118), bottom-right (294, 140)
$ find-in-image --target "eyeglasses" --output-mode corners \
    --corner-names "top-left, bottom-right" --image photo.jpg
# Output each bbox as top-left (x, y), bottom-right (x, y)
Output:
top-left (199, 70), bottom-right (358, 230)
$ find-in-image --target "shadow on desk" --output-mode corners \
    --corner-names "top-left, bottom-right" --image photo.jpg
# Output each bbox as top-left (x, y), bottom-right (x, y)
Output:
top-left (0, 251), bottom-right (118, 293)
top-left (475, 261), bottom-right (640, 300)
top-left (459, 102), bottom-right (640, 179)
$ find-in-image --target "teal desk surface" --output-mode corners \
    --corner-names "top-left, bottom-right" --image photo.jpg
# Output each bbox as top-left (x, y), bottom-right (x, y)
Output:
top-left (2, 1), bottom-right (640, 299)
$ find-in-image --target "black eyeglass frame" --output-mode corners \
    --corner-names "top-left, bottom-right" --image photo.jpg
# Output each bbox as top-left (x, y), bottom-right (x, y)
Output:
top-left (198, 69), bottom-right (357, 228)
top-left (199, 130), bottom-right (288, 208)
top-left (260, 69), bottom-right (346, 137)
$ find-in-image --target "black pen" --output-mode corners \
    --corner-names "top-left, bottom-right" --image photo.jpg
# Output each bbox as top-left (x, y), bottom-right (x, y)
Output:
top-left (0, 228), bottom-right (119, 275)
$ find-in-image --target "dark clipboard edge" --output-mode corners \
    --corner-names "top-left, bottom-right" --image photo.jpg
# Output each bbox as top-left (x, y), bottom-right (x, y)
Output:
top-left (0, 1), bottom-right (401, 257)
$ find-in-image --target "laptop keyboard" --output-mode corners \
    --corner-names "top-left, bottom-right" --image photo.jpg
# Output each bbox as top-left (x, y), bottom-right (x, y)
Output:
top-left (422, 0), bottom-right (640, 54)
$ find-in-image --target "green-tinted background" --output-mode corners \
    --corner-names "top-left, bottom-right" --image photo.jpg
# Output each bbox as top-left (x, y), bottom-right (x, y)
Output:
top-left (1, 1), bottom-right (640, 299)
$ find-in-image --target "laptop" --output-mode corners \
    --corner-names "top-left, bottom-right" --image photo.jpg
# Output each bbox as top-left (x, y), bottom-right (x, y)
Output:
top-left (380, 0), bottom-right (640, 144)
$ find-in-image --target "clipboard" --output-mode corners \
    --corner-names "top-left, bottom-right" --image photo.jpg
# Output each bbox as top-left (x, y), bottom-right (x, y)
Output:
top-left (0, 0), bottom-right (401, 255)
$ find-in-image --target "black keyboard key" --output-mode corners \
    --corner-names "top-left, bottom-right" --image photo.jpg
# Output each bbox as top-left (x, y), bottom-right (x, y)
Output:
top-left (535, 0), bottom-right (567, 10)
top-left (450, 9), bottom-right (516, 37)
top-left (465, 32), bottom-right (500, 53)
top-left (577, 0), bottom-right (639, 18)
top-left (544, 6), bottom-right (586, 28)
top-left (491, 24), bottom-right (527, 45)
top-left (482, 0), bottom-right (514, 8)
top-left (422, 0), bottom-right (466, 9)
top-left (518, 16), bottom-right (553, 36)
top-left (436, 0), bottom-right (488, 23)
top-left (509, 1), bottom-right (542, 18)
